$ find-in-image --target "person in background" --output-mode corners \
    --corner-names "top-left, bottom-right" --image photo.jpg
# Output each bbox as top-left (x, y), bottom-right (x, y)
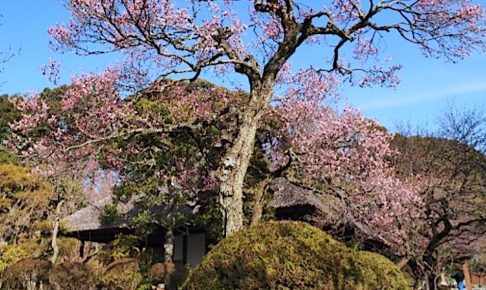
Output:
top-left (454, 272), bottom-right (466, 290)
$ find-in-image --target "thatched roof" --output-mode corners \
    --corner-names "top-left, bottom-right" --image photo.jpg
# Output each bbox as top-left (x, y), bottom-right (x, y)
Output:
top-left (63, 178), bottom-right (340, 236)
top-left (62, 196), bottom-right (172, 234)
top-left (269, 178), bottom-right (325, 209)
top-left (62, 196), bottom-right (129, 233)
top-left (270, 178), bottom-right (344, 226)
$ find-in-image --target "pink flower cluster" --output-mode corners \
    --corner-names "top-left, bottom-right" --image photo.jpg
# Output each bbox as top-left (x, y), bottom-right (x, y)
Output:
top-left (271, 99), bottom-right (423, 251)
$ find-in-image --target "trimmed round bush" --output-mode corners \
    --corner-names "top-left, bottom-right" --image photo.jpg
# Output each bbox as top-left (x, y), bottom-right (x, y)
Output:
top-left (102, 258), bottom-right (142, 290)
top-left (49, 262), bottom-right (95, 290)
top-left (183, 221), bottom-right (408, 290)
top-left (0, 258), bottom-right (52, 290)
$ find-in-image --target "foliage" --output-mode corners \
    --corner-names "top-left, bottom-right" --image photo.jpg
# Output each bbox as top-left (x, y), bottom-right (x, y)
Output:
top-left (0, 94), bottom-right (20, 141)
top-left (98, 234), bottom-right (141, 263)
top-left (0, 256), bottom-right (148, 290)
top-left (0, 95), bottom-right (20, 165)
top-left (136, 281), bottom-right (154, 290)
top-left (10, 78), bottom-right (420, 252)
top-left (0, 1), bottom-right (484, 288)
top-left (56, 237), bottom-right (81, 262)
top-left (50, 0), bottom-right (485, 85)
top-left (38, 0), bottom-right (486, 237)
top-left (0, 163), bottom-right (84, 280)
top-left (0, 246), bottom-right (27, 273)
top-left (468, 255), bottom-right (486, 273)
top-left (0, 258), bottom-right (52, 290)
top-left (0, 164), bottom-right (54, 244)
top-left (131, 209), bottom-right (157, 238)
top-left (271, 102), bottom-right (422, 253)
top-left (356, 251), bottom-right (412, 288)
top-left (109, 80), bottom-right (245, 233)
top-left (393, 136), bottom-right (486, 239)
top-left (183, 221), bottom-right (408, 290)
top-left (0, 145), bottom-right (18, 165)
top-left (148, 262), bottom-right (175, 284)
top-left (391, 134), bottom-right (486, 287)
top-left (102, 258), bottom-right (142, 290)
top-left (0, 240), bottom-right (49, 272)
top-left (48, 262), bottom-right (95, 290)
top-left (11, 80), bottom-right (242, 243)
top-left (101, 204), bottom-right (120, 224)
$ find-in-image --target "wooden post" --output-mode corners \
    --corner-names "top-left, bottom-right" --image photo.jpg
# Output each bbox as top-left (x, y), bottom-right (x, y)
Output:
top-left (463, 262), bottom-right (472, 290)
top-left (182, 234), bottom-right (188, 265)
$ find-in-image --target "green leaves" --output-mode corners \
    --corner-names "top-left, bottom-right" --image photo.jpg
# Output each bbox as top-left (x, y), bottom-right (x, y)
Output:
top-left (0, 94), bottom-right (20, 142)
top-left (101, 204), bottom-right (120, 224)
top-left (184, 221), bottom-right (409, 290)
top-left (0, 145), bottom-right (18, 165)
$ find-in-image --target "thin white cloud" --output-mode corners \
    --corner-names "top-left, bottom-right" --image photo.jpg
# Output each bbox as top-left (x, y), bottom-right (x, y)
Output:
top-left (359, 81), bottom-right (486, 110)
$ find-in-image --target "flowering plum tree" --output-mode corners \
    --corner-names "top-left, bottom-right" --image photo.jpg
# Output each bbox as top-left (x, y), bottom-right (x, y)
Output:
top-left (29, 0), bottom-right (486, 235)
top-left (391, 135), bottom-right (486, 288)
top-left (9, 77), bottom-right (248, 240)
top-left (269, 97), bottom-right (423, 252)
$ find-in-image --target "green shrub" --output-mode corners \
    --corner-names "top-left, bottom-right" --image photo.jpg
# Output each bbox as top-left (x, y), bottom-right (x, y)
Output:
top-left (148, 262), bottom-right (175, 284)
top-left (101, 204), bottom-right (120, 224)
top-left (102, 258), bottom-right (142, 290)
top-left (49, 262), bottom-right (95, 290)
top-left (0, 258), bottom-right (52, 290)
top-left (57, 237), bottom-right (81, 261)
top-left (0, 240), bottom-right (48, 272)
top-left (99, 234), bottom-right (141, 263)
top-left (183, 221), bottom-right (409, 290)
top-left (356, 251), bottom-right (410, 289)
top-left (0, 245), bottom-right (27, 272)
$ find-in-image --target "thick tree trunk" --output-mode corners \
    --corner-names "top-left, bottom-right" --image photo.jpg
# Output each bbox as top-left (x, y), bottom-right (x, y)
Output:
top-left (163, 229), bottom-right (175, 263)
top-left (219, 84), bottom-right (273, 237)
top-left (219, 117), bottom-right (259, 236)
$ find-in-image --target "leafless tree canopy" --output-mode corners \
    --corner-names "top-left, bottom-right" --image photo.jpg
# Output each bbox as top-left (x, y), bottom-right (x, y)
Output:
top-left (439, 103), bottom-right (486, 153)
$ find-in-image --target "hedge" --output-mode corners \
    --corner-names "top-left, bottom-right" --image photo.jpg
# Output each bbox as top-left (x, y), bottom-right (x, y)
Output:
top-left (183, 221), bottom-right (408, 290)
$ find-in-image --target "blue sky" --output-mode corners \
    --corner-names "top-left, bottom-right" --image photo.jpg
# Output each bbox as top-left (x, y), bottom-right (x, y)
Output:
top-left (1, 0), bottom-right (485, 132)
